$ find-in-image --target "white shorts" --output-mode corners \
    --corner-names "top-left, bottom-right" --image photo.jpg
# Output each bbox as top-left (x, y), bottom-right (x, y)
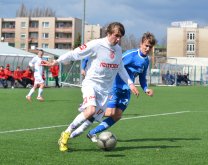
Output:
top-left (81, 86), bottom-right (108, 122)
top-left (34, 75), bottom-right (44, 85)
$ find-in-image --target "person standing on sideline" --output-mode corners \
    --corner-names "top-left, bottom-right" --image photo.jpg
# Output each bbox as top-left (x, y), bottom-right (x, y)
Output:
top-left (85, 32), bottom-right (157, 142)
top-left (26, 49), bottom-right (48, 102)
top-left (45, 22), bottom-right (139, 152)
top-left (50, 57), bottom-right (60, 88)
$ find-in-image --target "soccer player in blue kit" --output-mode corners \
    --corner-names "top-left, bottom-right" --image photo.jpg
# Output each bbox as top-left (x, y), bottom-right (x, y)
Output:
top-left (87, 32), bottom-right (157, 142)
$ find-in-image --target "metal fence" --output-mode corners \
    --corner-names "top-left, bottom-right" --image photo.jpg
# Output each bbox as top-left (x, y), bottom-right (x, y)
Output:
top-left (146, 63), bottom-right (208, 86)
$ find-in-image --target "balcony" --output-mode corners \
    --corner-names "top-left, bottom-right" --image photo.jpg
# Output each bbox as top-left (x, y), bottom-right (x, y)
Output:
top-left (55, 27), bottom-right (72, 33)
top-left (1, 28), bottom-right (15, 33)
top-left (55, 38), bottom-right (72, 43)
top-left (3, 38), bottom-right (15, 43)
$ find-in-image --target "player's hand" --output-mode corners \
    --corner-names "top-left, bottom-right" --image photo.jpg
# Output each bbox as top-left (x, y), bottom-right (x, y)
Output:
top-left (129, 84), bottom-right (139, 97)
top-left (81, 69), bottom-right (86, 77)
top-left (145, 89), bottom-right (154, 96)
top-left (40, 60), bottom-right (50, 66)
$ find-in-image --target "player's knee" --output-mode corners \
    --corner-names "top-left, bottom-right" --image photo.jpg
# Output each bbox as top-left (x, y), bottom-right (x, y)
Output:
top-left (112, 111), bottom-right (122, 122)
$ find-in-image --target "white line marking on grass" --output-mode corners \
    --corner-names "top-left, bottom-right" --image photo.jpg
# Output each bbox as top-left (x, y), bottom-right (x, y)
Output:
top-left (0, 125), bottom-right (68, 134)
top-left (0, 111), bottom-right (190, 134)
top-left (121, 111), bottom-right (190, 121)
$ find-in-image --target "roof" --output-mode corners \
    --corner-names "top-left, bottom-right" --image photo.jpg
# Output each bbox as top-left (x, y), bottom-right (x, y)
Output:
top-left (0, 42), bottom-right (36, 57)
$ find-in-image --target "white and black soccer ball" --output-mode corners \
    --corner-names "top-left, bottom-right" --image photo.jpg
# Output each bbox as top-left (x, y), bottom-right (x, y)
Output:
top-left (97, 131), bottom-right (117, 151)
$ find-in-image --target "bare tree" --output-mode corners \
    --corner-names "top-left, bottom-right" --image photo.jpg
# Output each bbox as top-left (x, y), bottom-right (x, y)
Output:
top-left (16, 3), bottom-right (28, 17)
top-left (16, 3), bottom-right (56, 17)
top-left (121, 34), bottom-right (139, 51)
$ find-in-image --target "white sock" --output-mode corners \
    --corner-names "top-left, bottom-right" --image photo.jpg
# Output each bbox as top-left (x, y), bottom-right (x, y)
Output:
top-left (70, 120), bottom-right (92, 138)
top-left (38, 88), bottom-right (43, 97)
top-left (65, 112), bottom-right (86, 133)
top-left (27, 88), bottom-right (35, 96)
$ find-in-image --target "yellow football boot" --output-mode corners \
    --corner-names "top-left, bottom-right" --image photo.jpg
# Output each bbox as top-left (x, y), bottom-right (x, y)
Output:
top-left (58, 132), bottom-right (70, 152)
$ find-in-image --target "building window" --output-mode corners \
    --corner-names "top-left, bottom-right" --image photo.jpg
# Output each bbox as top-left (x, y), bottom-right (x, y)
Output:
top-left (42, 33), bottom-right (49, 39)
top-left (21, 33), bottom-right (26, 39)
top-left (187, 32), bottom-right (195, 40)
top-left (42, 43), bottom-right (49, 48)
top-left (21, 22), bottom-right (27, 28)
top-left (29, 21), bottom-right (39, 28)
top-left (42, 22), bottom-right (49, 28)
top-left (187, 44), bottom-right (195, 52)
top-left (20, 43), bottom-right (26, 49)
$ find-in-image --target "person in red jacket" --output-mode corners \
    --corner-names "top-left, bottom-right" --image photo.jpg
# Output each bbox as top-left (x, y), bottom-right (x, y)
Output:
top-left (50, 63), bottom-right (60, 88)
top-left (22, 66), bottom-right (34, 88)
top-left (0, 66), bottom-right (8, 88)
top-left (13, 66), bottom-right (25, 87)
top-left (4, 64), bottom-right (15, 88)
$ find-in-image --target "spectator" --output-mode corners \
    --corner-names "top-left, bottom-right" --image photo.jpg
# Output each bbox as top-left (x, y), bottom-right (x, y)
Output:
top-left (0, 66), bottom-right (8, 88)
top-left (4, 64), bottom-right (15, 88)
top-left (13, 66), bottom-right (25, 87)
top-left (22, 66), bottom-right (34, 88)
top-left (50, 59), bottom-right (60, 88)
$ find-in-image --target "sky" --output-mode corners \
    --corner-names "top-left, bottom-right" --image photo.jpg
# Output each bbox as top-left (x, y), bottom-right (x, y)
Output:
top-left (0, 0), bottom-right (207, 44)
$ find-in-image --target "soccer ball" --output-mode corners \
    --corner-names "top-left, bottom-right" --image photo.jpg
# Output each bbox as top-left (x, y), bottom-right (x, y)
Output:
top-left (97, 131), bottom-right (117, 151)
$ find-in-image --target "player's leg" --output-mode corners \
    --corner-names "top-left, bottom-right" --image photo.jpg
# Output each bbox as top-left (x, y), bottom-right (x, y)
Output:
top-left (87, 108), bottom-right (122, 142)
top-left (37, 83), bottom-right (45, 101)
top-left (58, 106), bottom-right (96, 151)
top-left (26, 84), bottom-right (37, 102)
top-left (70, 119), bottom-right (94, 138)
top-left (87, 89), bottom-right (130, 141)
top-left (36, 76), bottom-right (45, 101)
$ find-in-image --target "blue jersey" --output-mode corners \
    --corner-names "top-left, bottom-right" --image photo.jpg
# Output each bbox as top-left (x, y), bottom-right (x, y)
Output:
top-left (113, 49), bottom-right (149, 92)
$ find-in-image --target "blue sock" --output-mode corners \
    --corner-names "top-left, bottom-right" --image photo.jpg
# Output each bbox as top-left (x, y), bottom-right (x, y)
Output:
top-left (89, 117), bottom-right (115, 135)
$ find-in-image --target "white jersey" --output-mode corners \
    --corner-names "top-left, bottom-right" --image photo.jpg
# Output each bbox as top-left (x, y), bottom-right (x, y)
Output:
top-left (57, 37), bottom-right (133, 94)
top-left (29, 56), bottom-right (43, 77)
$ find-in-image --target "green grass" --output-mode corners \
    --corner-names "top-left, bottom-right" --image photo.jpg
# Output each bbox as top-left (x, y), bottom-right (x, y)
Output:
top-left (0, 86), bottom-right (208, 165)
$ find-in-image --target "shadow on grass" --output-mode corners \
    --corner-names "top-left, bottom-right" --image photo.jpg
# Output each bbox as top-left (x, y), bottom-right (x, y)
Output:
top-left (118, 137), bottom-right (201, 142)
top-left (70, 144), bottom-right (181, 153)
top-left (114, 145), bottom-right (181, 152)
top-left (122, 113), bottom-right (141, 117)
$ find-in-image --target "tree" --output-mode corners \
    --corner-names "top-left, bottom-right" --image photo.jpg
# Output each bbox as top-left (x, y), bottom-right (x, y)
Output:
top-left (121, 34), bottom-right (139, 52)
top-left (73, 33), bottom-right (82, 49)
top-left (16, 3), bottom-right (56, 17)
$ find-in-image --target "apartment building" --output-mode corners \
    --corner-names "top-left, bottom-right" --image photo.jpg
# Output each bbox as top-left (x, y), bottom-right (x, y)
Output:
top-left (167, 21), bottom-right (208, 58)
top-left (0, 17), bottom-right (82, 53)
top-left (84, 24), bottom-right (102, 43)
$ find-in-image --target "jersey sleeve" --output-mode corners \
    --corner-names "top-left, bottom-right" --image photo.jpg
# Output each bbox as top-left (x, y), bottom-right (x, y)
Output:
top-left (81, 57), bottom-right (89, 70)
top-left (118, 62), bottom-right (133, 86)
top-left (139, 61), bottom-right (149, 92)
top-left (29, 57), bottom-right (36, 67)
top-left (57, 41), bottom-right (96, 63)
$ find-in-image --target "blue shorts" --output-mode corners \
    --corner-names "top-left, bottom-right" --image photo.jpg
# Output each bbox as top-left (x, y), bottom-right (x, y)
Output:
top-left (107, 88), bottom-right (131, 111)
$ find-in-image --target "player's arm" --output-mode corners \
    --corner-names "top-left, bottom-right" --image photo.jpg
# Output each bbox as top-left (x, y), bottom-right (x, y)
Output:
top-left (118, 63), bottom-right (139, 97)
top-left (28, 57), bottom-right (36, 67)
top-left (47, 43), bottom-right (96, 67)
top-left (81, 58), bottom-right (89, 77)
top-left (139, 69), bottom-right (153, 97)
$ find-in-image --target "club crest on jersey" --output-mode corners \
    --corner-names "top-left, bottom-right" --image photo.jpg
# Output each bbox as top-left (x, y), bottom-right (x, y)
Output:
top-left (110, 51), bottom-right (115, 59)
top-left (79, 44), bottom-right (87, 50)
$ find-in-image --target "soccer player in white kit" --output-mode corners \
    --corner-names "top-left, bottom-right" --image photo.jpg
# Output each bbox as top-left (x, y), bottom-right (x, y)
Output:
top-left (48, 22), bottom-right (139, 152)
top-left (26, 49), bottom-right (47, 102)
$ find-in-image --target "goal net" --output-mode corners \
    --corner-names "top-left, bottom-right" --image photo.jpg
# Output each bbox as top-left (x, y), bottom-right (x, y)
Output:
top-left (60, 60), bottom-right (82, 87)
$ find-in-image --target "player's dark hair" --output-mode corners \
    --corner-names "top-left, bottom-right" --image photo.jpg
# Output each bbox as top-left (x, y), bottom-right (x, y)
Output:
top-left (105, 22), bottom-right (125, 36)
top-left (141, 32), bottom-right (157, 46)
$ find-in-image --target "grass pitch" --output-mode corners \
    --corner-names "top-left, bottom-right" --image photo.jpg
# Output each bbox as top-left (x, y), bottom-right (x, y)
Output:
top-left (0, 86), bottom-right (208, 165)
